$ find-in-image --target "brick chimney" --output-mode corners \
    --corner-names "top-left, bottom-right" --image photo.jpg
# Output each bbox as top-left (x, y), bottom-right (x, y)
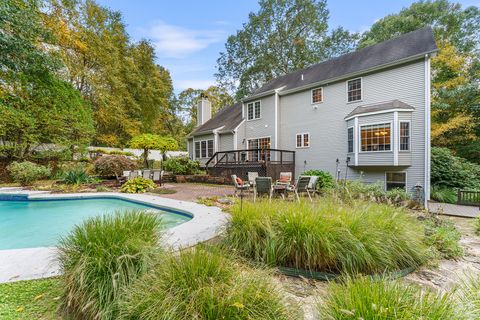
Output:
top-left (196, 95), bottom-right (212, 127)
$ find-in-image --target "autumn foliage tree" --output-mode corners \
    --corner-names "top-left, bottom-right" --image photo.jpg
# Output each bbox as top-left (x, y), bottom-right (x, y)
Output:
top-left (129, 134), bottom-right (178, 168)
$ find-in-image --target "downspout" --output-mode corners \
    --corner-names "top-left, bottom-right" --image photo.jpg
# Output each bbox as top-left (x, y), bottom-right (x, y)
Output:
top-left (274, 90), bottom-right (279, 149)
top-left (424, 54), bottom-right (431, 207)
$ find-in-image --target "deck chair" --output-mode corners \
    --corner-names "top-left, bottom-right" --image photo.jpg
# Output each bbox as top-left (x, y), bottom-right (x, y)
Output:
top-left (288, 176), bottom-right (314, 202)
top-left (254, 177), bottom-right (273, 202)
top-left (152, 170), bottom-right (163, 183)
top-left (277, 172), bottom-right (292, 185)
top-left (247, 172), bottom-right (259, 186)
top-left (232, 174), bottom-right (250, 197)
top-left (142, 169), bottom-right (152, 180)
top-left (307, 175), bottom-right (319, 197)
top-left (129, 171), bottom-right (139, 180)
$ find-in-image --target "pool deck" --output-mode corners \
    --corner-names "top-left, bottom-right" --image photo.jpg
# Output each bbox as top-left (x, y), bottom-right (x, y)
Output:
top-left (0, 191), bottom-right (228, 283)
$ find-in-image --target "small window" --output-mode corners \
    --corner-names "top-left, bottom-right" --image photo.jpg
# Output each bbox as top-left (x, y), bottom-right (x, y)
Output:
top-left (195, 141), bottom-right (200, 159)
top-left (207, 140), bottom-right (214, 157)
top-left (400, 122), bottom-right (410, 151)
top-left (347, 127), bottom-right (354, 153)
top-left (311, 87), bottom-right (323, 104)
top-left (360, 123), bottom-right (391, 152)
top-left (201, 141), bottom-right (207, 158)
top-left (296, 133), bottom-right (310, 148)
top-left (347, 78), bottom-right (362, 102)
top-left (247, 101), bottom-right (261, 120)
top-left (386, 172), bottom-right (406, 191)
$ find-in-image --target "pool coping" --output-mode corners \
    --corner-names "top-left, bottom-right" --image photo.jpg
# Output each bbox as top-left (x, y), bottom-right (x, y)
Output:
top-left (0, 192), bottom-right (229, 283)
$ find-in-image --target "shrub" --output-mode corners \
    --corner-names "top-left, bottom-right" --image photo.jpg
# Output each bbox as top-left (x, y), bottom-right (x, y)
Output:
top-left (63, 168), bottom-right (94, 185)
top-left (431, 147), bottom-right (480, 189)
top-left (302, 169), bottom-right (335, 189)
top-left (223, 198), bottom-right (428, 274)
top-left (57, 211), bottom-right (162, 320)
top-left (424, 216), bottom-right (463, 259)
top-left (333, 181), bottom-right (410, 206)
top-left (120, 177), bottom-right (156, 193)
top-left (318, 276), bottom-right (460, 320)
top-left (431, 185), bottom-right (458, 204)
top-left (94, 155), bottom-right (137, 179)
top-left (163, 156), bottom-right (200, 175)
top-left (7, 161), bottom-right (51, 185)
top-left (118, 247), bottom-right (298, 320)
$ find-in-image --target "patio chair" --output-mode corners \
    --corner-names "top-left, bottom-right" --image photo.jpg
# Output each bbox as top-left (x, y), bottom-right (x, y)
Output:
top-left (129, 171), bottom-right (139, 180)
top-left (119, 170), bottom-right (131, 183)
top-left (287, 176), bottom-right (314, 202)
top-left (142, 169), bottom-right (152, 180)
top-left (254, 177), bottom-right (273, 202)
top-left (247, 172), bottom-right (259, 186)
top-left (232, 174), bottom-right (250, 197)
top-left (307, 175), bottom-right (319, 197)
top-left (276, 172), bottom-right (292, 185)
top-left (152, 170), bottom-right (163, 185)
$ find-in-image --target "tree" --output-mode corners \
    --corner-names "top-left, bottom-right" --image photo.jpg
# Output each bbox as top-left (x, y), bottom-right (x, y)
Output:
top-left (129, 134), bottom-right (178, 168)
top-left (216, 0), bottom-right (357, 99)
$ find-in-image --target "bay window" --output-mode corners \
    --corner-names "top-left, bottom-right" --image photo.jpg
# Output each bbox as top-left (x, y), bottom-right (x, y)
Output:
top-left (360, 123), bottom-right (391, 152)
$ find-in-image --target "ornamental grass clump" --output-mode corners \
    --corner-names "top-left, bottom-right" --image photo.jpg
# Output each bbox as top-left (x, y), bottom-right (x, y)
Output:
top-left (118, 247), bottom-right (298, 320)
top-left (318, 276), bottom-right (461, 320)
top-left (224, 198), bottom-right (428, 274)
top-left (57, 210), bottom-right (162, 320)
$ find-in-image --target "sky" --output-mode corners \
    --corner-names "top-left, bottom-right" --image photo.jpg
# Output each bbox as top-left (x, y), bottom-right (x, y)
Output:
top-left (96, 0), bottom-right (479, 94)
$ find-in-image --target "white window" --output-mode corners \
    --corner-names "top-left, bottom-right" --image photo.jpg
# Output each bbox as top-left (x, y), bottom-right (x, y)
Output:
top-left (296, 133), bottom-right (310, 148)
top-left (399, 121), bottom-right (410, 151)
top-left (347, 78), bottom-right (362, 102)
top-left (247, 101), bottom-right (261, 120)
top-left (386, 172), bottom-right (407, 191)
top-left (311, 87), bottom-right (323, 104)
top-left (195, 139), bottom-right (214, 159)
top-left (347, 127), bottom-right (354, 153)
top-left (360, 123), bottom-right (391, 152)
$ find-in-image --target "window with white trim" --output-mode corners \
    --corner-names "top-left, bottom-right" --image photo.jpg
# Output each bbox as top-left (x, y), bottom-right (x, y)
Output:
top-left (360, 123), bottom-right (391, 152)
top-left (247, 101), bottom-right (261, 120)
top-left (347, 78), bottom-right (362, 102)
top-left (311, 87), bottom-right (323, 104)
top-left (386, 172), bottom-right (406, 191)
top-left (399, 121), bottom-right (410, 151)
top-left (194, 139), bottom-right (214, 159)
top-left (248, 137), bottom-right (271, 161)
top-left (347, 127), bottom-right (354, 153)
top-left (296, 133), bottom-right (310, 148)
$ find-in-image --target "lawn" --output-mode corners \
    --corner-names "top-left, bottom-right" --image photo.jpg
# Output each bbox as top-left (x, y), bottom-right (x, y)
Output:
top-left (0, 278), bottom-right (61, 319)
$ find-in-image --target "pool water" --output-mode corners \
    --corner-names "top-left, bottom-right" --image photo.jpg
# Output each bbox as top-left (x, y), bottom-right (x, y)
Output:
top-left (0, 198), bottom-right (190, 250)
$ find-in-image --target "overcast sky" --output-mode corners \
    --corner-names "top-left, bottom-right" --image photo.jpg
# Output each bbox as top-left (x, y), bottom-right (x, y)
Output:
top-left (96, 0), bottom-right (479, 93)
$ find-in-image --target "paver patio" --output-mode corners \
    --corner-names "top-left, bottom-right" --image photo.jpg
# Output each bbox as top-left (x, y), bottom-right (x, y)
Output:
top-left (154, 183), bottom-right (234, 201)
top-left (429, 201), bottom-right (480, 218)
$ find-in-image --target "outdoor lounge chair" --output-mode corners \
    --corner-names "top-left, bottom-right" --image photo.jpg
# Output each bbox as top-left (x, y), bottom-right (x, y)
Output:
top-left (232, 174), bottom-right (250, 197)
top-left (247, 172), bottom-right (259, 186)
top-left (287, 176), bottom-right (314, 202)
top-left (254, 177), bottom-right (273, 202)
top-left (142, 169), bottom-right (151, 180)
top-left (152, 170), bottom-right (163, 184)
top-left (307, 175), bottom-right (319, 197)
top-left (129, 171), bottom-right (139, 180)
top-left (277, 172), bottom-right (292, 185)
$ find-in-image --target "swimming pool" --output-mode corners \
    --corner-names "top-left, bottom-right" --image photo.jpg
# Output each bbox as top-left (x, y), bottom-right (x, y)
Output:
top-left (0, 197), bottom-right (191, 250)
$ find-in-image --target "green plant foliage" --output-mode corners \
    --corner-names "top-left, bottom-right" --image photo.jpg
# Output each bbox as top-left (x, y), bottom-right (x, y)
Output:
top-left (163, 156), bottom-right (200, 175)
top-left (474, 216), bottom-right (480, 236)
top-left (63, 168), bottom-right (94, 185)
top-left (94, 155), bottom-right (137, 179)
top-left (318, 276), bottom-right (461, 320)
top-left (302, 169), bottom-right (335, 189)
top-left (424, 216), bottom-right (464, 259)
top-left (57, 211), bottom-right (162, 320)
top-left (120, 177), bottom-right (156, 193)
top-left (223, 198), bottom-right (428, 274)
top-left (431, 147), bottom-right (480, 189)
top-left (7, 161), bottom-right (51, 186)
top-left (333, 181), bottom-right (411, 206)
top-left (129, 134), bottom-right (178, 167)
top-left (118, 247), bottom-right (299, 320)
top-left (456, 274), bottom-right (480, 319)
top-left (431, 185), bottom-right (458, 204)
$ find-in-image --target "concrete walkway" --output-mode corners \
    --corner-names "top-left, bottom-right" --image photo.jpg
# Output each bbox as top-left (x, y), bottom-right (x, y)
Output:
top-left (429, 201), bottom-right (480, 218)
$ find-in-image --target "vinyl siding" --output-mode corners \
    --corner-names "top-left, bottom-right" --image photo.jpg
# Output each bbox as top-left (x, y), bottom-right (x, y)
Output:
top-left (241, 95), bottom-right (276, 152)
top-left (219, 133), bottom-right (234, 151)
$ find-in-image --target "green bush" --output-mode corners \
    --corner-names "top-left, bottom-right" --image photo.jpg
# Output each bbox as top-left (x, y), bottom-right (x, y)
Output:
top-left (424, 216), bottom-right (463, 259)
top-left (57, 211), bottom-right (162, 320)
top-left (120, 177), bottom-right (156, 193)
top-left (334, 180), bottom-right (410, 206)
top-left (318, 276), bottom-right (460, 319)
top-left (431, 185), bottom-right (458, 204)
top-left (7, 161), bottom-right (51, 185)
top-left (63, 168), bottom-right (94, 185)
top-left (118, 247), bottom-right (298, 320)
top-left (431, 147), bottom-right (480, 189)
top-left (163, 156), bottom-right (200, 175)
top-left (94, 155), bottom-right (137, 179)
top-left (302, 169), bottom-right (335, 189)
top-left (223, 198), bottom-right (428, 274)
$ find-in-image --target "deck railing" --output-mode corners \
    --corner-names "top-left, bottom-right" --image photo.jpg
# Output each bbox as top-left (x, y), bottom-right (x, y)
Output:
top-left (457, 189), bottom-right (480, 206)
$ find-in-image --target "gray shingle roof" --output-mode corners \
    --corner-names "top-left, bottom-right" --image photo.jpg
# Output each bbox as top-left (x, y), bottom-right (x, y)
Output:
top-left (251, 26), bottom-right (437, 96)
top-left (189, 102), bottom-right (243, 136)
top-left (345, 100), bottom-right (415, 119)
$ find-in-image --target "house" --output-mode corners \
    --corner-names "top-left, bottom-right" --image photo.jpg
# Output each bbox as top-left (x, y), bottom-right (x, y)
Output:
top-left (187, 27), bottom-right (438, 205)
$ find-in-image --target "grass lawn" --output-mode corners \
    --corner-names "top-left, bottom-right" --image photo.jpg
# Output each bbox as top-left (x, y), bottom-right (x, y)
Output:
top-left (0, 278), bottom-right (61, 319)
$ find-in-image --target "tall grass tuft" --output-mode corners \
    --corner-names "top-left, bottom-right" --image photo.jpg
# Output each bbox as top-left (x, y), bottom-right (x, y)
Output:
top-left (318, 276), bottom-right (461, 319)
top-left (224, 198), bottom-right (428, 274)
top-left (456, 274), bottom-right (480, 319)
top-left (57, 210), bottom-right (162, 320)
top-left (118, 246), bottom-right (299, 319)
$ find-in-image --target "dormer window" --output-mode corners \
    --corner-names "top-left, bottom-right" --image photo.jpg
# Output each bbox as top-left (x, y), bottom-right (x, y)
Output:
top-left (247, 101), bottom-right (261, 120)
top-left (347, 78), bottom-right (362, 102)
top-left (311, 87), bottom-right (323, 104)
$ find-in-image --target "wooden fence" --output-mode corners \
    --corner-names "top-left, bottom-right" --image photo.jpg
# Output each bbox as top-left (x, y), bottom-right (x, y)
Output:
top-left (457, 189), bottom-right (480, 206)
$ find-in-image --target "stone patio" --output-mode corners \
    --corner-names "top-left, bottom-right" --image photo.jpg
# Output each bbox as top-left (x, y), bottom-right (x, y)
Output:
top-left (155, 183), bottom-right (235, 201)
top-left (429, 201), bottom-right (480, 218)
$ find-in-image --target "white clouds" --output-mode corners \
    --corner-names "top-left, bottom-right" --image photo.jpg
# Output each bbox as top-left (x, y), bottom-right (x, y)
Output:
top-left (174, 79), bottom-right (215, 91)
top-left (147, 21), bottom-right (225, 58)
